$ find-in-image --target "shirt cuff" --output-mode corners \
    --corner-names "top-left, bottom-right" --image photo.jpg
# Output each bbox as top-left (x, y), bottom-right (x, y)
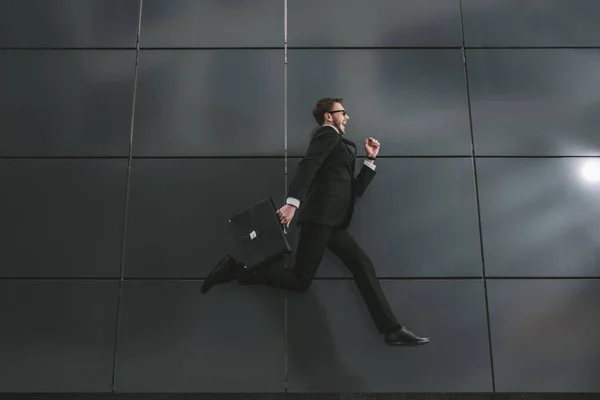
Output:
top-left (364, 160), bottom-right (376, 170)
top-left (286, 197), bottom-right (300, 208)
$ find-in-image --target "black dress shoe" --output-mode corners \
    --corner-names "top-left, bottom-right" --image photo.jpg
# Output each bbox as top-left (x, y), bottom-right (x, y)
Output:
top-left (384, 326), bottom-right (429, 346)
top-left (201, 255), bottom-right (243, 294)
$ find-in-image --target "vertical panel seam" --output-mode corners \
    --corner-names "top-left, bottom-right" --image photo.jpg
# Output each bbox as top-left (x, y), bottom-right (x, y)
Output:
top-left (283, 0), bottom-right (289, 393)
top-left (458, 0), bottom-right (497, 392)
top-left (110, 0), bottom-right (143, 392)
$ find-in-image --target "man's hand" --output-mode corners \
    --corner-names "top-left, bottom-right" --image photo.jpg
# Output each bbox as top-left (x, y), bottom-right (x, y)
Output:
top-left (365, 137), bottom-right (380, 158)
top-left (276, 204), bottom-right (296, 227)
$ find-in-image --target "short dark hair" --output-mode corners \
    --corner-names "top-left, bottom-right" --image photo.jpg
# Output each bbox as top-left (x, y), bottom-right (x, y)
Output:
top-left (312, 97), bottom-right (344, 125)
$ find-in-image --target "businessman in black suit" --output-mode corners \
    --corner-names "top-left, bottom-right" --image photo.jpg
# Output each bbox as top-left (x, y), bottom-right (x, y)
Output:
top-left (202, 97), bottom-right (429, 346)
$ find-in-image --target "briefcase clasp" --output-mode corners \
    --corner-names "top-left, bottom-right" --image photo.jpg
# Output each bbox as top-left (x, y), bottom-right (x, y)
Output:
top-left (249, 230), bottom-right (257, 240)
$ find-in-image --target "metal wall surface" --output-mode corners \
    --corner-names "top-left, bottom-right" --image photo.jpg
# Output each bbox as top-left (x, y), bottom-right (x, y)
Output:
top-left (1, 0), bottom-right (599, 394)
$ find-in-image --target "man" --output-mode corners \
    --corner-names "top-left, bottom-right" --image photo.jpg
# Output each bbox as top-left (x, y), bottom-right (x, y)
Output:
top-left (202, 97), bottom-right (429, 346)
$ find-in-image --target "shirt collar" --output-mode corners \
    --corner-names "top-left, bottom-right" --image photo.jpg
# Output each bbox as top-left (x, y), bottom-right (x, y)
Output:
top-left (322, 124), bottom-right (340, 135)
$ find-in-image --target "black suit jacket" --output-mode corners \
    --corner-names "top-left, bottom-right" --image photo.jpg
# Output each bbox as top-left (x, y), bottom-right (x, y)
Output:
top-left (287, 125), bottom-right (376, 229)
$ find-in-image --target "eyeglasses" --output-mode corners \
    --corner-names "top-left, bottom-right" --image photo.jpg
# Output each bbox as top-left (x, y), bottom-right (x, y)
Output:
top-left (328, 110), bottom-right (347, 116)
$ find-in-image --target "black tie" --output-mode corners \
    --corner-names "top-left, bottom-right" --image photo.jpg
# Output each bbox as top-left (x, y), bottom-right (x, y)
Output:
top-left (342, 138), bottom-right (357, 156)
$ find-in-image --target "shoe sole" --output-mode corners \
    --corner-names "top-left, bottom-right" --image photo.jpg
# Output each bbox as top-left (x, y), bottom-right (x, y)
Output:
top-left (385, 340), bottom-right (430, 346)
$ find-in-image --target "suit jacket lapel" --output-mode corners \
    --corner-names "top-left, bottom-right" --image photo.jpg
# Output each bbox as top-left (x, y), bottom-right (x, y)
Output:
top-left (342, 138), bottom-right (357, 156)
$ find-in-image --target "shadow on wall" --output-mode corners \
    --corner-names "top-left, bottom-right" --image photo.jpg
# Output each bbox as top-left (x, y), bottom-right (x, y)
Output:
top-left (244, 232), bottom-right (368, 391)
top-left (281, 267), bottom-right (368, 392)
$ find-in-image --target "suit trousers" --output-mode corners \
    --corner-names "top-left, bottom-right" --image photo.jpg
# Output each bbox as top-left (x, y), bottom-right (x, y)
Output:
top-left (240, 222), bottom-right (401, 334)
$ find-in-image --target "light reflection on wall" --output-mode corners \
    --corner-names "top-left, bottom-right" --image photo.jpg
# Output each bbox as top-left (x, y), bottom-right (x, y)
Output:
top-left (578, 159), bottom-right (600, 184)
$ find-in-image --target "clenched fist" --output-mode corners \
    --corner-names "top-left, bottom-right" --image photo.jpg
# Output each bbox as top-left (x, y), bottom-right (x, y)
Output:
top-left (365, 137), bottom-right (380, 158)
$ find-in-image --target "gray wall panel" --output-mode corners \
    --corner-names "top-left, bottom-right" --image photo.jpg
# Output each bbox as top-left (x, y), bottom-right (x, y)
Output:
top-left (285, 158), bottom-right (482, 277)
top-left (0, 50), bottom-right (136, 157)
top-left (488, 279), bottom-right (600, 392)
top-left (288, 0), bottom-right (461, 47)
top-left (0, 281), bottom-right (119, 392)
top-left (113, 281), bottom-right (285, 392)
top-left (0, 160), bottom-right (128, 278)
top-left (468, 49), bottom-right (600, 156)
top-left (287, 49), bottom-right (471, 157)
top-left (462, 0), bottom-right (600, 47)
top-left (0, 0), bottom-right (139, 48)
top-left (124, 158), bottom-right (284, 278)
top-left (287, 280), bottom-right (492, 392)
top-left (140, 0), bottom-right (283, 48)
top-left (132, 50), bottom-right (284, 157)
top-left (477, 158), bottom-right (600, 277)
top-left (4, 0), bottom-right (600, 394)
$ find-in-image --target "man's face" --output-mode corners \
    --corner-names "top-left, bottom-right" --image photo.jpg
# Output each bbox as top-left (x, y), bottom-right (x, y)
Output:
top-left (326, 102), bottom-right (349, 134)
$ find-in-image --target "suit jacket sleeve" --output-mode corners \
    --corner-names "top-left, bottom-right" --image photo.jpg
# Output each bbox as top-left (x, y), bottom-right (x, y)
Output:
top-left (287, 129), bottom-right (340, 202)
top-left (353, 162), bottom-right (376, 197)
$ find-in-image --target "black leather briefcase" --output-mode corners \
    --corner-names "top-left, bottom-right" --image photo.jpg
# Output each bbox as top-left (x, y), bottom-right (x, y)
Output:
top-left (229, 197), bottom-right (292, 270)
